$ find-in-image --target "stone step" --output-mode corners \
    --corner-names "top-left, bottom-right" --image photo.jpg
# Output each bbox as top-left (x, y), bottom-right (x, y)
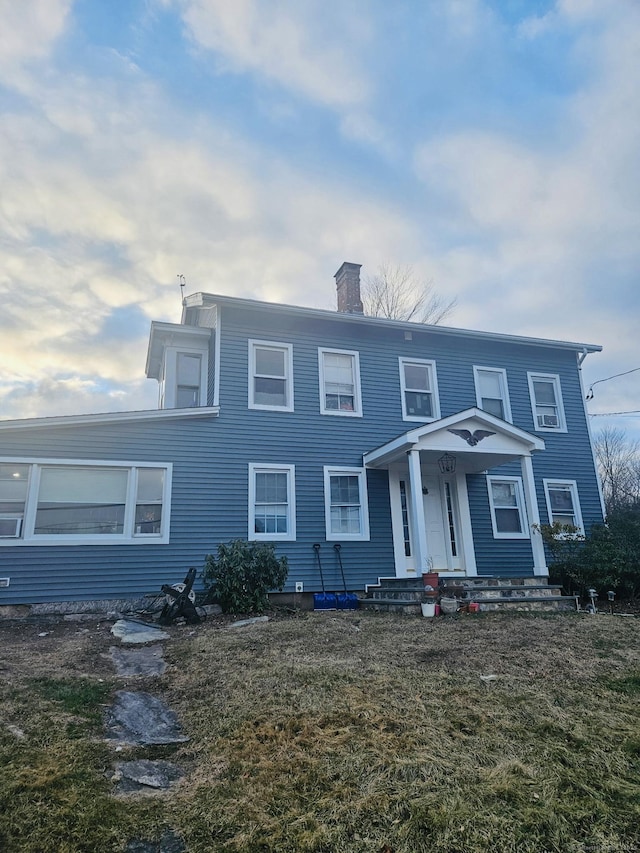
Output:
top-left (358, 598), bottom-right (422, 615)
top-left (474, 595), bottom-right (578, 612)
top-left (441, 585), bottom-right (563, 598)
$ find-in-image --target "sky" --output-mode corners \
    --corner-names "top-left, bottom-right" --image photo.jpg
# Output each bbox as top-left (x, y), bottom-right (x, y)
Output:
top-left (1, 0), bottom-right (639, 441)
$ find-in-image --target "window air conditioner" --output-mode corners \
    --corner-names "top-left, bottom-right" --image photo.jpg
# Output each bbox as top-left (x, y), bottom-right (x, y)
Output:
top-left (538, 414), bottom-right (559, 428)
top-left (0, 517), bottom-right (22, 538)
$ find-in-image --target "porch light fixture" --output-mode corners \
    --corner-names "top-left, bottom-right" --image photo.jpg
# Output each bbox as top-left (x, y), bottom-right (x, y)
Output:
top-left (438, 452), bottom-right (456, 474)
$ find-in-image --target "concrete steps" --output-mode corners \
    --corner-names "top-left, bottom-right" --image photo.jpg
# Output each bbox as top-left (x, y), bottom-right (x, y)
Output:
top-left (360, 576), bottom-right (579, 615)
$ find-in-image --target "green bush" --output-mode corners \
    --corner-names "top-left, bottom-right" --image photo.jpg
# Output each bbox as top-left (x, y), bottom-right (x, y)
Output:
top-left (540, 510), bottom-right (640, 599)
top-left (202, 539), bottom-right (289, 614)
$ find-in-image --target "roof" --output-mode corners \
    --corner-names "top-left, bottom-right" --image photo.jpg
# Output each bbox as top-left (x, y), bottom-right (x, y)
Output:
top-left (183, 292), bottom-right (602, 355)
top-left (0, 407), bottom-right (219, 432)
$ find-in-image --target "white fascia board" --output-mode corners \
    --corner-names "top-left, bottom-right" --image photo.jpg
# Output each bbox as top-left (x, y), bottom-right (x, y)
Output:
top-left (184, 292), bottom-right (602, 355)
top-left (0, 407), bottom-right (220, 432)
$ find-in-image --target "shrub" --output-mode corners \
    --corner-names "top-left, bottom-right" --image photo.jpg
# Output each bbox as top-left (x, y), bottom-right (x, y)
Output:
top-left (202, 539), bottom-right (289, 614)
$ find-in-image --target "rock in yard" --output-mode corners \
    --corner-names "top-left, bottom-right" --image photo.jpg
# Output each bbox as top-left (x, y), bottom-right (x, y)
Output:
top-left (113, 759), bottom-right (184, 793)
top-left (228, 615), bottom-right (269, 629)
top-left (104, 691), bottom-right (189, 746)
top-left (110, 645), bottom-right (167, 677)
top-left (125, 829), bottom-right (186, 853)
top-left (111, 619), bottom-right (170, 644)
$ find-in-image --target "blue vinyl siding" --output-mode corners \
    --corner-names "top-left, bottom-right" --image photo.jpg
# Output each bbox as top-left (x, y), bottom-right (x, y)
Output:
top-left (0, 300), bottom-right (603, 603)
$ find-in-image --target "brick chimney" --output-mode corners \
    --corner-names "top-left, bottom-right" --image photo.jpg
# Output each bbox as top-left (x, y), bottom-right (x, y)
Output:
top-left (335, 262), bottom-right (363, 314)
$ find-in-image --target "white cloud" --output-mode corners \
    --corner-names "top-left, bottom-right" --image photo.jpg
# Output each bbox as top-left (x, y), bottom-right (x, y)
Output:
top-left (165, 0), bottom-right (370, 108)
top-left (0, 0), bottom-right (71, 72)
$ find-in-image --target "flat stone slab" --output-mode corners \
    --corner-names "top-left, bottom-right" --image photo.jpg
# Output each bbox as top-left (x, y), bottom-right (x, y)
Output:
top-left (113, 759), bottom-right (184, 793)
top-left (104, 691), bottom-right (189, 746)
top-left (110, 645), bottom-right (167, 677)
top-left (228, 615), bottom-right (270, 629)
top-left (125, 830), bottom-right (186, 853)
top-left (111, 619), bottom-right (170, 644)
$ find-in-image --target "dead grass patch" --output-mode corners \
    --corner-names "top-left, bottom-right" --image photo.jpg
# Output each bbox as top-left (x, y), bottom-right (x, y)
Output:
top-left (0, 611), bottom-right (639, 851)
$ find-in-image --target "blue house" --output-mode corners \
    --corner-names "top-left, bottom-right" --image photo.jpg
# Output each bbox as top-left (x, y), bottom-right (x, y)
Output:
top-left (0, 263), bottom-right (604, 606)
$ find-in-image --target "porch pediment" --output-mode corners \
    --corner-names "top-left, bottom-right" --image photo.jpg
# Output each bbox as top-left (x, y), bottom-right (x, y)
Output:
top-left (363, 408), bottom-right (544, 472)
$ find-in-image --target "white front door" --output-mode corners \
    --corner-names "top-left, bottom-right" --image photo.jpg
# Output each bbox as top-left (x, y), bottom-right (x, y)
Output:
top-left (389, 466), bottom-right (465, 577)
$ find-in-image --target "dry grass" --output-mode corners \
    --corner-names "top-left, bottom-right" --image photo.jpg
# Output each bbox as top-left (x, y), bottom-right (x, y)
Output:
top-left (1, 610), bottom-right (639, 852)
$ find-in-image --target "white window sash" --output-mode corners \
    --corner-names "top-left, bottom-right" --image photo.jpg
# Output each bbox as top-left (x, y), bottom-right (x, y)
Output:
top-left (527, 373), bottom-right (566, 432)
top-left (248, 340), bottom-right (294, 412)
top-left (323, 466), bottom-right (370, 541)
top-left (398, 357), bottom-right (440, 422)
top-left (248, 464), bottom-right (296, 541)
top-left (319, 349), bottom-right (362, 416)
top-left (543, 479), bottom-right (584, 535)
top-left (486, 476), bottom-right (529, 540)
top-left (473, 366), bottom-right (511, 422)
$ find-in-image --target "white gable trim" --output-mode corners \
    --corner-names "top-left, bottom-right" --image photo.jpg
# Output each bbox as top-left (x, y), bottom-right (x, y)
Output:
top-left (0, 407), bottom-right (220, 432)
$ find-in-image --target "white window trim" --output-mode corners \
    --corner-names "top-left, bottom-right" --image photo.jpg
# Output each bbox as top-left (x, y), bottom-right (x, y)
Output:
top-left (248, 340), bottom-right (294, 412)
top-left (398, 357), bottom-right (440, 422)
top-left (0, 457), bottom-right (172, 546)
top-left (527, 372), bottom-right (567, 433)
top-left (543, 479), bottom-right (584, 535)
top-left (323, 466), bottom-right (370, 541)
top-left (473, 365), bottom-right (512, 423)
top-left (248, 463), bottom-right (296, 542)
top-left (318, 348), bottom-right (362, 417)
top-left (486, 475), bottom-right (529, 540)
top-left (162, 345), bottom-right (209, 409)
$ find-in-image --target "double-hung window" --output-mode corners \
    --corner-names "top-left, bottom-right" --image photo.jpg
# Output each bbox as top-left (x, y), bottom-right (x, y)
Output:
top-left (175, 353), bottom-right (203, 408)
top-left (249, 464), bottom-right (296, 541)
top-left (399, 358), bottom-right (439, 421)
top-left (474, 367), bottom-right (511, 421)
top-left (323, 466), bottom-right (370, 540)
top-left (528, 373), bottom-right (566, 432)
top-left (249, 341), bottom-right (294, 411)
top-left (319, 349), bottom-right (362, 416)
top-left (0, 459), bottom-right (171, 545)
top-left (543, 480), bottom-right (584, 534)
top-left (487, 476), bottom-right (529, 539)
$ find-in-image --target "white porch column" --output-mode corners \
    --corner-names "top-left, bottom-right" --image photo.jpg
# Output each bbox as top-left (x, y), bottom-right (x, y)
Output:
top-left (521, 454), bottom-right (548, 576)
top-left (407, 449), bottom-right (430, 573)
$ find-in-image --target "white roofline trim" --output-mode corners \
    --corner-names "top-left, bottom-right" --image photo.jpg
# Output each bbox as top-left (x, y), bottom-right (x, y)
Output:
top-left (363, 407), bottom-right (545, 467)
top-left (183, 292), bottom-right (602, 354)
top-left (0, 407), bottom-right (220, 432)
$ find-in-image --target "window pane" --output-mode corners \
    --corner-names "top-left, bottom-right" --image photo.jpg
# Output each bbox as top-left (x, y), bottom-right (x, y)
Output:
top-left (404, 364), bottom-right (430, 391)
top-left (256, 472), bottom-right (287, 503)
top-left (135, 504), bottom-right (163, 535)
top-left (0, 464), bottom-right (29, 513)
top-left (405, 391), bottom-right (433, 418)
top-left (35, 468), bottom-right (128, 535)
top-left (177, 353), bottom-right (201, 386)
top-left (136, 469), bottom-right (164, 503)
top-left (330, 475), bottom-right (360, 505)
top-left (176, 386), bottom-right (199, 407)
top-left (491, 482), bottom-right (517, 507)
top-left (255, 347), bottom-right (285, 377)
top-left (254, 505), bottom-right (288, 534)
top-left (549, 487), bottom-right (574, 513)
top-left (495, 508), bottom-right (522, 533)
top-left (330, 505), bottom-right (361, 535)
top-left (533, 380), bottom-right (556, 405)
top-left (254, 377), bottom-right (286, 407)
top-left (478, 370), bottom-right (502, 398)
top-left (482, 397), bottom-right (504, 419)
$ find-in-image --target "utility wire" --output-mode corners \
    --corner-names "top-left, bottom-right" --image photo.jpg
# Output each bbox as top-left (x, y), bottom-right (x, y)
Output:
top-left (589, 410), bottom-right (640, 417)
top-left (586, 366), bottom-right (640, 400)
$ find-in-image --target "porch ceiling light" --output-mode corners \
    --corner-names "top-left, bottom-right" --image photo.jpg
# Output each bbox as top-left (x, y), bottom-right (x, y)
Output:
top-left (438, 452), bottom-right (456, 474)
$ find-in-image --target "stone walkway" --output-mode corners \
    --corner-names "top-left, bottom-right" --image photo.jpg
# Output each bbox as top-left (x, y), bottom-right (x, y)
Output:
top-left (106, 619), bottom-right (188, 852)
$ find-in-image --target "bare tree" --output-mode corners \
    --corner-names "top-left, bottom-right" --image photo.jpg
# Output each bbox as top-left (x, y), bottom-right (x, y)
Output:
top-left (362, 263), bottom-right (456, 325)
top-left (594, 426), bottom-right (640, 515)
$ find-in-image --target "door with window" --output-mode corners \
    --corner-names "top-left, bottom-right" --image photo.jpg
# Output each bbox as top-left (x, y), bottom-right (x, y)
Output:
top-left (390, 467), bottom-right (464, 576)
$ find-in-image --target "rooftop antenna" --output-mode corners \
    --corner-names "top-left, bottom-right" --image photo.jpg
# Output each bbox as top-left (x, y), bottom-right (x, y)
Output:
top-left (177, 274), bottom-right (186, 306)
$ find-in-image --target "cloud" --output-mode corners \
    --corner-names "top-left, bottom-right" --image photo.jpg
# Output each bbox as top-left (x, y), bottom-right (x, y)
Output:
top-left (0, 0), bottom-right (71, 72)
top-left (165, 0), bottom-right (370, 108)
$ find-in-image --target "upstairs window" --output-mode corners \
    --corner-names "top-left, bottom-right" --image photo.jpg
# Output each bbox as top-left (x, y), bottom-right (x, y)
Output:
top-left (543, 480), bottom-right (584, 534)
top-left (474, 366), bottom-right (511, 421)
top-left (323, 466), bottom-right (370, 540)
top-left (249, 341), bottom-right (294, 411)
top-left (487, 476), bottom-right (529, 539)
top-left (319, 349), bottom-right (362, 416)
top-left (176, 353), bottom-right (203, 408)
top-left (399, 358), bottom-right (440, 421)
top-left (249, 464), bottom-right (296, 541)
top-left (528, 373), bottom-right (566, 432)
top-left (0, 459), bottom-right (171, 545)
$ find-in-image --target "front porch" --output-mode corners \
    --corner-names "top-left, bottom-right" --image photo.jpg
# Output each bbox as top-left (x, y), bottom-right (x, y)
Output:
top-left (363, 408), bottom-right (548, 581)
